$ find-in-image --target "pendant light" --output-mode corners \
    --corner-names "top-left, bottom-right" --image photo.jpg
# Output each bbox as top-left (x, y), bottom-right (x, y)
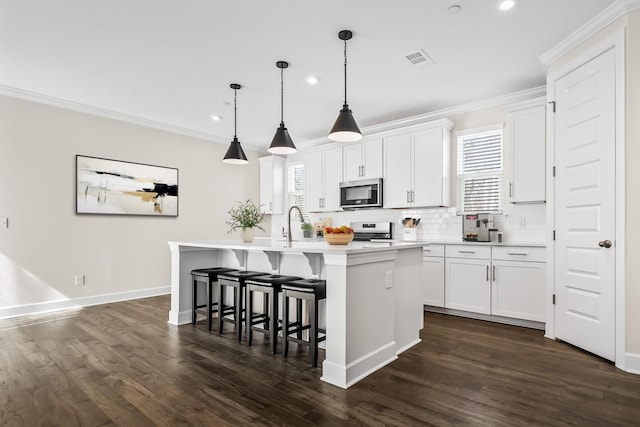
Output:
top-left (268, 61), bottom-right (297, 155)
top-left (329, 30), bottom-right (362, 142)
top-left (223, 83), bottom-right (249, 165)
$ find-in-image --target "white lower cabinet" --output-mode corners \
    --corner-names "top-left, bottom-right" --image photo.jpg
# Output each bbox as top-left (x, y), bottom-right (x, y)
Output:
top-left (445, 257), bottom-right (491, 315)
top-left (491, 247), bottom-right (546, 322)
top-left (428, 244), bottom-right (546, 325)
top-left (422, 245), bottom-right (445, 307)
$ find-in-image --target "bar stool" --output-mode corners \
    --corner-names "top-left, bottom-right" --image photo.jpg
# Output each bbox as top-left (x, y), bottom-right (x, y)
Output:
top-left (281, 279), bottom-right (327, 368)
top-left (245, 274), bottom-right (302, 353)
top-left (217, 270), bottom-right (265, 341)
top-left (191, 267), bottom-right (237, 331)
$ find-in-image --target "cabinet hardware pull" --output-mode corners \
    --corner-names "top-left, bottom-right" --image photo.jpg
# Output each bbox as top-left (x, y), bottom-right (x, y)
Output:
top-left (458, 250), bottom-right (476, 254)
top-left (509, 182), bottom-right (513, 198)
top-left (507, 253), bottom-right (528, 256)
top-left (407, 191), bottom-right (410, 203)
top-left (424, 249), bottom-right (431, 252)
top-left (486, 265), bottom-right (489, 281)
top-left (493, 265), bottom-right (496, 281)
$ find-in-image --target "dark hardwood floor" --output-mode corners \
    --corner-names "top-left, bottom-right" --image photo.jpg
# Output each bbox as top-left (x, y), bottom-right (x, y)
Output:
top-left (1, 295), bottom-right (639, 426)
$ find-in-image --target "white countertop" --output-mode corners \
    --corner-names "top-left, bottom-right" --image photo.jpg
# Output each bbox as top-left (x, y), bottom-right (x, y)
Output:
top-left (168, 237), bottom-right (427, 254)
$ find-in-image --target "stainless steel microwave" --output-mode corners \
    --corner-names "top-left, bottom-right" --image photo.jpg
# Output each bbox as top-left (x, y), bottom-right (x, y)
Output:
top-left (339, 178), bottom-right (383, 209)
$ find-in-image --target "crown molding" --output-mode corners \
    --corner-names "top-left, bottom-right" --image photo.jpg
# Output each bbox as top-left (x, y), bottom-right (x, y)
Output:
top-left (296, 86), bottom-right (546, 150)
top-left (540, 0), bottom-right (640, 66)
top-left (0, 84), bottom-right (266, 153)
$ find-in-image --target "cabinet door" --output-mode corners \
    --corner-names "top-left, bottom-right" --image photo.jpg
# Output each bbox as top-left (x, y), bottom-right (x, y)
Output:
top-left (412, 127), bottom-right (450, 207)
top-left (445, 258), bottom-right (491, 314)
top-left (322, 146), bottom-right (343, 211)
top-left (384, 133), bottom-right (412, 208)
top-left (304, 151), bottom-right (324, 212)
top-left (491, 260), bottom-right (545, 322)
top-left (343, 143), bottom-right (363, 182)
top-left (423, 256), bottom-right (445, 307)
top-left (259, 157), bottom-right (274, 214)
top-left (362, 138), bottom-right (383, 179)
top-left (509, 105), bottom-right (546, 203)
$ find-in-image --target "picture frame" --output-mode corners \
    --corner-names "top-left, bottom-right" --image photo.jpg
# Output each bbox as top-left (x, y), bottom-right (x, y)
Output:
top-left (76, 155), bottom-right (178, 216)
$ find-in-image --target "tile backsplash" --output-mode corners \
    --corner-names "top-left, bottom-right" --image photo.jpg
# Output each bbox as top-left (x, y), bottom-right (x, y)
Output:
top-left (292, 203), bottom-right (547, 243)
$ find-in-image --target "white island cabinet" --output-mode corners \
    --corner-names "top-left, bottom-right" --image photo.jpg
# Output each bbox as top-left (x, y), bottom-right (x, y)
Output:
top-left (167, 239), bottom-right (425, 389)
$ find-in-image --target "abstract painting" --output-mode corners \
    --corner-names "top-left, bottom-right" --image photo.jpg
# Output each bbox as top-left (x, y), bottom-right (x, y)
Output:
top-left (76, 155), bottom-right (178, 216)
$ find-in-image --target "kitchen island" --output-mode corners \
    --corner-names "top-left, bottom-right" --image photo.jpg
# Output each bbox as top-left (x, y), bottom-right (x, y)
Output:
top-left (167, 238), bottom-right (425, 389)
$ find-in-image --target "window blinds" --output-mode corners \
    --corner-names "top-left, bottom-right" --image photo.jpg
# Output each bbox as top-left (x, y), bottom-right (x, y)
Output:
top-left (457, 130), bottom-right (503, 212)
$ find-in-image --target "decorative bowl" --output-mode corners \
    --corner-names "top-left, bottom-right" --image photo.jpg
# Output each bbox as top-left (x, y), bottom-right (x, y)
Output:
top-left (324, 233), bottom-right (354, 245)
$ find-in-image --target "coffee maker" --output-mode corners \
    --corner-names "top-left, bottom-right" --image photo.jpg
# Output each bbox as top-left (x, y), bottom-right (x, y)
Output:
top-left (463, 213), bottom-right (491, 242)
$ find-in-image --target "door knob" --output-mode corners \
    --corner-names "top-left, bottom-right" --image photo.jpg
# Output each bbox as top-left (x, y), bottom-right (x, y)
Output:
top-left (598, 240), bottom-right (612, 248)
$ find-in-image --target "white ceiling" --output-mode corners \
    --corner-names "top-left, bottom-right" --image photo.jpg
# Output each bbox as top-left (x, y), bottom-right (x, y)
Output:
top-left (0, 0), bottom-right (616, 150)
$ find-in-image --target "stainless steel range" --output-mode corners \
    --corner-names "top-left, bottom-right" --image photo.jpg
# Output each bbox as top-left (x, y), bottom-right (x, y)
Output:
top-left (350, 222), bottom-right (394, 241)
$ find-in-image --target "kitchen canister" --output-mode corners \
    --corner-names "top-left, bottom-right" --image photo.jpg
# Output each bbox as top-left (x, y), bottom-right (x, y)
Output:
top-left (402, 228), bottom-right (417, 241)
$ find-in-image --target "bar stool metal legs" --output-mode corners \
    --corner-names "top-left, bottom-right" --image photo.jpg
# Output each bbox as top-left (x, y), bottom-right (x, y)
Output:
top-left (245, 274), bottom-right (301, 354)
top-left (190, 267), bottom-right (236, 331)
top-left (217, 271), bottom-right (264, 341)
top-left (282, 279), bottom-right (327, 368)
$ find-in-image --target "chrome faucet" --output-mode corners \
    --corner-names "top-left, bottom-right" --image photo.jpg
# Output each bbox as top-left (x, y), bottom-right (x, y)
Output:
top-left (287, 205), bottom-right (304, 243)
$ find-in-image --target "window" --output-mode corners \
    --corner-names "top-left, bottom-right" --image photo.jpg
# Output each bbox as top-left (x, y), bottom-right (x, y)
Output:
top-left (287, 163), bottom-right (307, 221)
top-left (457, 126), bottom-right (503, 213)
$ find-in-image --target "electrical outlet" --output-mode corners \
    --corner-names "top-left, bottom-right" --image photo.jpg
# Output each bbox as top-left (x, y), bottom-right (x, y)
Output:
top-left (385, 271), bottom-right (393, 289)
top-left (0, 217), bottom-right (7, 228)
top-left (75, 274), bottom-right (85, 286)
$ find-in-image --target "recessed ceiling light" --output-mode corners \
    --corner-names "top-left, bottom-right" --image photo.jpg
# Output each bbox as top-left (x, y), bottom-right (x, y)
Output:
top-left (448, 4), bottom-right (462, 14)
top-left (497, 0), bottom-right (515, 11)
top-left (306, 76), bottom-right (319, 85)
top-left (223, 101), bottom-right (231, 107)
top-left (210, 115), bottom-right (222, 121)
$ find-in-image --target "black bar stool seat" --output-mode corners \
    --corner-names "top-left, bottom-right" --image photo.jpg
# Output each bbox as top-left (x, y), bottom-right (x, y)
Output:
top-left (245, 274), bottom-right (302, 353)
top-left (281, 278), bottom-right (327, 367)
top-left (217, 270), bottom-right (265, 341)
top-left (191, 267), bottom-right (237, 331)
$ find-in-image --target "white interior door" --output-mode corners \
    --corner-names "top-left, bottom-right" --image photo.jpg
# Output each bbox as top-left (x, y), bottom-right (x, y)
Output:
top-left (554, 48), bottom-right (616, 361)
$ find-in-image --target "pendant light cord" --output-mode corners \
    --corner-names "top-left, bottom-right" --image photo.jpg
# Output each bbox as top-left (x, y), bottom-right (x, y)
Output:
top-left (343, 38), bottom-right (348, 106)
top-left (280, 66), bottom-right (284, 124)
top-left (233, 87), bottom-right (238, 138)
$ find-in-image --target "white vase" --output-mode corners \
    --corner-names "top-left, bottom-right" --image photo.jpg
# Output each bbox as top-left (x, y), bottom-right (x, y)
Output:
top-left (240, 228), bottom-right (255, 243)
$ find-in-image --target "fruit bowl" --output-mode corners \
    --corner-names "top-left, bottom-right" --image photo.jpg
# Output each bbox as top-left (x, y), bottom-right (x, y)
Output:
top-left (324, 233), bottom-right (354, 245)
top-left (323, 226), bottom-right (355, 245)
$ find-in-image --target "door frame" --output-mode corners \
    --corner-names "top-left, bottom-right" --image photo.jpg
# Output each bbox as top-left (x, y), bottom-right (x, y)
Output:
top-left (545, 29), bottom-right (626, 369)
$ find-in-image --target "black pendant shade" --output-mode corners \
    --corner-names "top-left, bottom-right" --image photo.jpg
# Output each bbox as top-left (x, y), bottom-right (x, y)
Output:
top-left (268, 61), bottom-right (297, 155)
top-left (223, 83), bottom-right (249, 165)
top-left (328, 30), bottom-right (362, 142)
top-left (329, 103), bottom-right (362, 142)
top-left (223, 137), bottom-right (248, 164)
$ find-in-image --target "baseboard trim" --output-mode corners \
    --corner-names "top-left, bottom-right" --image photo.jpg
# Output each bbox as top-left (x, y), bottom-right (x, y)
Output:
top-left (0, 286), bottom-right (171, 320)
top-left (321, 341), bottom-right (398, 389)
top-left (424, 305), bottom-right (545, 330)
top-left (625, 353), bottom-right (640, 375)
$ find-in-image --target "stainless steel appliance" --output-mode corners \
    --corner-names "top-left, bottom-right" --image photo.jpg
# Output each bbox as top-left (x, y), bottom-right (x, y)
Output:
top-left (351, 221), bottom-right (393, 241)
top-left (340, 178), bottom-right (383, 209)
top-left (463, 213), bottom-right (492, 242)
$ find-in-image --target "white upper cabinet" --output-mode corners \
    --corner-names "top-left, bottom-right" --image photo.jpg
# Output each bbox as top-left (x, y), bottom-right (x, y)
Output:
top-left (259, 156), bottom-right (285, 214)
top-left (413, 127), bottom-right (451, 207)
top-left (343, 138), bottom-right (383, 182)
top-left (304, 146), bottom-right (343, 212)
top-left (383, 120), bottom-right (452, 208)
top-left (383, 133), bottom-right (412, 208)
top-left (507, 103), bottom-right (546, 203)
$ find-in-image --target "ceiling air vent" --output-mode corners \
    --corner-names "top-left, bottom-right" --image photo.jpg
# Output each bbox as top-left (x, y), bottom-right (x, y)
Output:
top-left (403, 49), bottom-right (435, 68)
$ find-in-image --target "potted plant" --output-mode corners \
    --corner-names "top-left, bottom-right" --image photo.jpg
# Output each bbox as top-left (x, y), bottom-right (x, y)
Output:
top-left (226, 200), bottom-right (265, 243)
top-left (301, 221), bottom-right (313, 238)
